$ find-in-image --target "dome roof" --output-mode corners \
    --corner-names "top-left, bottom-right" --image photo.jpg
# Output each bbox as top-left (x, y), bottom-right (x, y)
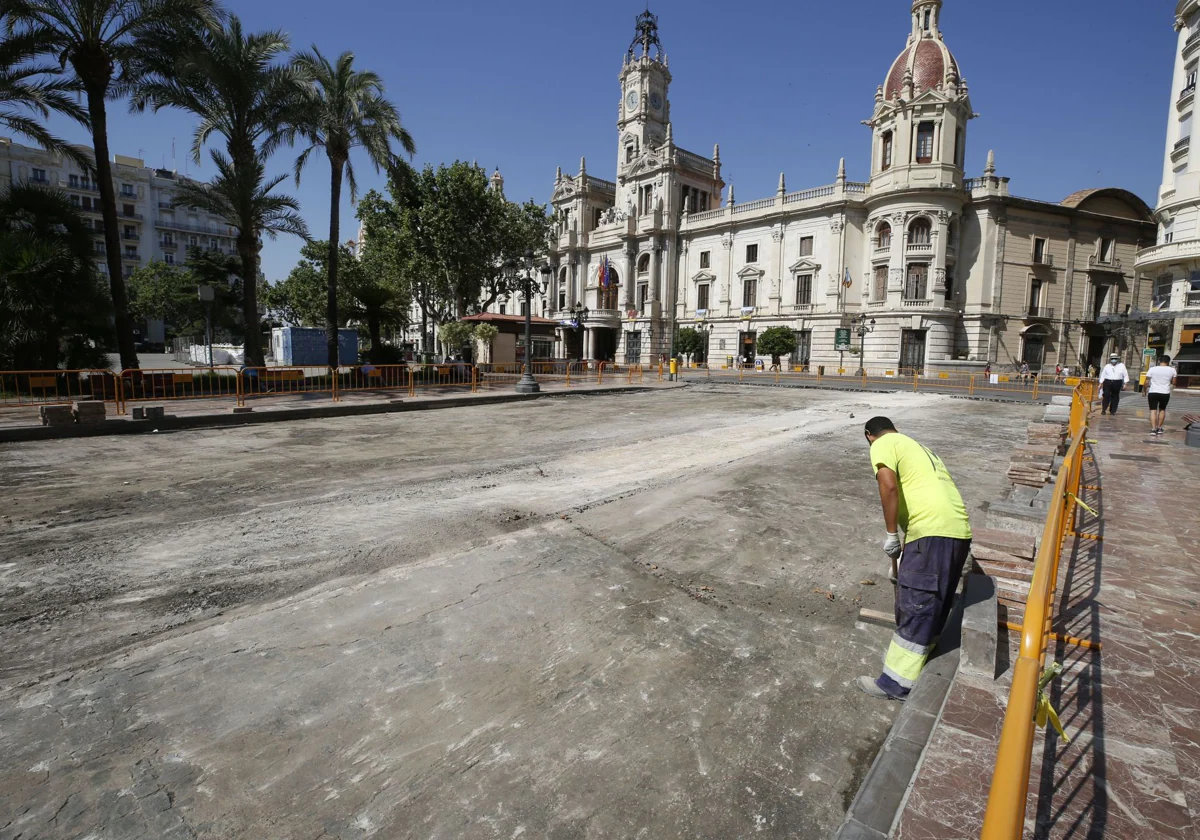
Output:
top-left (883, 35), bottom-right (960, 100)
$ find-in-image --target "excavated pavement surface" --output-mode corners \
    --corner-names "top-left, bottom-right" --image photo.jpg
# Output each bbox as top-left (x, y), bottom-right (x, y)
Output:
top-left (0, 385), bottom-right (1038, 839)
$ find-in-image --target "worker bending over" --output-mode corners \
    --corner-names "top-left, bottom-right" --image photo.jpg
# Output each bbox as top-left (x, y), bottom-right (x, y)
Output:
top-left (859, 417), bottom-right (973, 700)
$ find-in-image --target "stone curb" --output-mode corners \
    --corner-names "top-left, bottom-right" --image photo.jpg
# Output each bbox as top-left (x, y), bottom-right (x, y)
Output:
top-left (835, 598), bottom-right (966, 839)
top-left (0, 385), bottom-right (673, 444)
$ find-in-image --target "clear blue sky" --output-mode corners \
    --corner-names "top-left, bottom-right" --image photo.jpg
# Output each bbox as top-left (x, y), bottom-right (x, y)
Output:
top-left (37, 0), bottom-right (1178, 281)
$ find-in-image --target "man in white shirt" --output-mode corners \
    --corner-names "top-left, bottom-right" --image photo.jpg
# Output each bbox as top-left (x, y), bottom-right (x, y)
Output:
top-left (1099, 353), bottom-right (1129, 416)
top-left (1145, 354), bottom-right (1178, 436)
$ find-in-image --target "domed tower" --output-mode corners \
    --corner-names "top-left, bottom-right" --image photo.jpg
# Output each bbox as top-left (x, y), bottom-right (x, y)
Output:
top-left (862, 0), bottom-right (974, 369)
top-left (616, 9), bottom-right (672, 205)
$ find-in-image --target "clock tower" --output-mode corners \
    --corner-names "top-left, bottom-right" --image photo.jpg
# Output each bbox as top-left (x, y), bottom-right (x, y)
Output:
top-left (616, 9), bottom-right (671, 188)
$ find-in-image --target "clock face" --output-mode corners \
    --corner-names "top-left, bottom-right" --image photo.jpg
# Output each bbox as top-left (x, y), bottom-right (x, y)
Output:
top-left (649, 91), bottom-right (663, 111)
top-left (625, 89), bottom-right (639, 111)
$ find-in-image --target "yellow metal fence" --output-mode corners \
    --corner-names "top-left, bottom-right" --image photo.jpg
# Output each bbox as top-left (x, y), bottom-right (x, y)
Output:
top-left (980, 380), bottom-right (1096, 839)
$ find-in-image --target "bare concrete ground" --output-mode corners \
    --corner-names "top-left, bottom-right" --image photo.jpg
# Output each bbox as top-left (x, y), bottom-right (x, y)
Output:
top-left (0, 386), bottom-right (1039, 839)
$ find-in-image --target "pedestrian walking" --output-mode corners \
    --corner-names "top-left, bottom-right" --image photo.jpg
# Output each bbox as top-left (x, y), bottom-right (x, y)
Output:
top-left (1020, 361), bottom-right (1030, 385)
top-left (857, 417), bottom-right (973, 701)
top-left (1099, 353), bottom-right (1129, 415)
top-left (1145, 355), bottom-right (1178, 436)
top-left (1055, 364), bottom-right (1063, 384)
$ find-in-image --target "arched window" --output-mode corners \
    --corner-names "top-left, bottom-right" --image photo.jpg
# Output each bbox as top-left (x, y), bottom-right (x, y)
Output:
top-left (908, 218), bottom-right (932, 246)
top-left (881, 131), bottom-right (894, 171)
top-left (877, 222), bottom-right (892, 251)
top-left (637, 253), bottom-right (651, 275)
top-left (602, 268), bottom-right (621, 310)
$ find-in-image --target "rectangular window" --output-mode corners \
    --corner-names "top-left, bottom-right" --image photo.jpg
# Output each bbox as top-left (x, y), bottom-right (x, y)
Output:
top-left (882, 131), bottom-right (893, 171)
top-left (697, 283), bottom-right (709, 311)
top-left (69, 174), bottom-right (79, 187)
top-left (189, 236), bottom-right (198, 246)
top-left (796, 274), bottom-right (813, 305)
top-left (122, 203), bottom-right (135, 217)
top-left (1033, 238), bottom-right (1046, 264)
top-left (165, 253), bottom-right (175, 265)
top-left (746, 244), bottom-right (758, 263)
top-left (124, 226), bottom-right (135, 239)
top-left (70, 194), bottom-right (81, 206)
top-left (916, 122), bottom-right (935, 164)
top-left (499, 303), bottom-right (506, 315)
top-left (798, 236), bottom-right (814, 257)
top-left (638, 283), bottom-right (648, 308)
top-left (121, 183), bottom-right (135, 197)
top-left (905, 264), bottom-right (928, 300)
top-left (1029, 280), bottom-right (1043, 315)
top-left (743, 278), bottom-right (757, 308)
top-left (1182, 112), bottom-right (1193, 143)
top-left (1100, 237), bottom-right (1114, 262)
top-left (700, 250), bottom-right (711, 269)
top-left (31, 168), bottom-right (46, 183)
top-left (954, 128), bottom-right (963, 166)
top-left (558, 289), bottom-right (566, 310)
top-left (1188, 62), bottom-right (1198, 89)
top-left (874, 266), bottom-right (888, 300)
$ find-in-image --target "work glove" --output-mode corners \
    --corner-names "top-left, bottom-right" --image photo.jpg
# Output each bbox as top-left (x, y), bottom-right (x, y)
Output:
top-left (883, 532), bottom-right (902, 560)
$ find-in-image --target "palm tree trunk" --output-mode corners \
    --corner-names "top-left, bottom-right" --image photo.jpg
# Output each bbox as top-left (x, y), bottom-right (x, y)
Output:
top-left (238, 234), bottom-right (265, 367)
top-left (84, 84), bottom-right (139, 371)
top-left (326, 156), bottom-right (344, 372)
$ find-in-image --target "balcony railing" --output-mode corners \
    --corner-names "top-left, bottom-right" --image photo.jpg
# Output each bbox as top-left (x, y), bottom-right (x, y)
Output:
top-left (1025, 305), bottom-right (1054, 319)
top-left (121, 211), bottom-right (144, 221)
top-left (155, 216), bottom-right (233, 236)
top-left (1180, 83), bottom-right (1196, 107)
top-left (1173, 137), bottom-right (1191, 161)
top-left (906, 241), bottom-right (933, 253)
top-left (1186, 30), bottom-right (1200, 59)
top-left (67, 182), bottom-right (98, 193)
top-left (121, 253), bottom-right (141, 262)
top-left (160, 239), bottom-right (177, 248)
top-left (1087, 254), bottom-right (1122, 271)
top-left (1032, 252), bottom-right (1054, 267)
top-left (1188, 291), bottom-right (1200, 307)
top-left (122, 233), bottom-right (140, 241)
top-left (901, 297), bottom-right (933, 308)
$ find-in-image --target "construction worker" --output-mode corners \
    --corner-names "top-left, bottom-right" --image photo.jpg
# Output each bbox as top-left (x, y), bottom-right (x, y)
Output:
top-left (858, 417), bottom-right (973, 700)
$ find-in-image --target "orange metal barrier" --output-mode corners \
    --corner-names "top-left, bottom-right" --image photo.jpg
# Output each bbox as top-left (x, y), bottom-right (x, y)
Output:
top-left (121, 367), bottom-right (241, 413)
top-left (981, 381), bottom-right (1096, 839)
top-left (239, 366), bottom-right (336, 404)
top-left (0, 369), bottom-right (120, 410)
top-left (339, 364), bottom-right (412, 398)
top-left (408, 362), bottom-right (476, 396)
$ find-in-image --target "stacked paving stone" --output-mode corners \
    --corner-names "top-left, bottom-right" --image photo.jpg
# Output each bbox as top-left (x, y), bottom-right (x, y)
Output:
top-left (970, 527), bottom-right (1037, 624)
top-left (38, 404), bottom-right (75, 427)
top-left (72, 400), bottom-right (106, 425)
top-left (1027, 421), bottom-right (1068, 450)
top-left (1006, 443), bottom-right (1057, 487)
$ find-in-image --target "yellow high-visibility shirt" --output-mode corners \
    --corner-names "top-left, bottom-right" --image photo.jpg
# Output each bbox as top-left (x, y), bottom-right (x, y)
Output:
top-left (870, 433), bottom-right (972, 543)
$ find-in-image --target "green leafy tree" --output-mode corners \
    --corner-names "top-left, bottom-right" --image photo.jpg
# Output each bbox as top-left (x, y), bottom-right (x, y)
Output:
top-left (0, 183), bottom-right (111, 369)
top-left (473, 323), bottom-right (498, 364)
top-left (127, 249), bottom-right (241, 339)
top-left (757, 326), bottom-right (797, 367)
top-left (437, 321), bottom-right (475, 358)
top-left (134, 14), bottom-right (305, 367)
top-left (184, 246), bottom-right (242, 337)
top-left (675, 327), bottom-right (705, 364)
top-left (290, 47), bottom-right (415, 370)
top-left (352, 237), bottom-right (409, 362)
top-left (0, 28), bottom-right (89, 168)
top-left (268, 240), bottom-right (350, 327)
top-left (6, 0), bottom-right (219, 370)
top-left (480, 199), bottom-right (551, 312)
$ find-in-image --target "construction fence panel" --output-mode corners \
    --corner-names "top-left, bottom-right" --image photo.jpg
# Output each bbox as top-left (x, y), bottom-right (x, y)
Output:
top-left (409, 363), bottom-right (477, 396)
top-left (239, 366), bottom-right (336, 405)
top-left (0, 369), bottom-right (120, 411)
top-left (122, 367), bottom-right (241, 413)
top-left (339, 364), bottom-right (412, 398)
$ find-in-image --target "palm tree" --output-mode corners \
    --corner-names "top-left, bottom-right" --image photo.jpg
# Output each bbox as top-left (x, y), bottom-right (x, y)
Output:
top-left (291, 48), bottom-right (415, 371)
top-left (0, 26), bottom-right (90, 168)
top-left (5, 0), bottom-right (220, 372)
top-left (134, 15), bottom-right (302, 367)
top-left (172, 153), bottom-right (310, 357)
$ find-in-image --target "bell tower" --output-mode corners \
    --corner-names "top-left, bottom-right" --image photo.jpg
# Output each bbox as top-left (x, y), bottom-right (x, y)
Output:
top-left (617, 10), bottom-right (671, 179)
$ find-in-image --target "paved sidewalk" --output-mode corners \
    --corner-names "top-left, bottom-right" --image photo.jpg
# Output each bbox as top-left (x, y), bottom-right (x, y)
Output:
top-left (895, 403), bottom-right (1200, 838)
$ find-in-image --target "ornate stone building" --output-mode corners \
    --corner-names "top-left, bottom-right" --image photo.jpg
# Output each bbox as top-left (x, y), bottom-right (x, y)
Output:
top-left (548, 1), bottom-right (1155, 373)
top-left (1134, 0), bottom-right (1200, 379)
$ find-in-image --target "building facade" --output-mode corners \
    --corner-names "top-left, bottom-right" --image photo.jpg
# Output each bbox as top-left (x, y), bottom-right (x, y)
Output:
top-left (1133, 0), bottom-right (1200, 379)
top-left (548, 2), bottom-right (1156, 374)
top-left (0, 137), bottom-right (238, 342)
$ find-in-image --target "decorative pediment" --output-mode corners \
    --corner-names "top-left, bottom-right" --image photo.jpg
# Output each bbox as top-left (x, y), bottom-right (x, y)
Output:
top-left (551, 181), bottom-right (577, 203)
top-left (736, 264), bottom-right (764, 280)
top-left (692, 270), bottom-right (716, 283)
top-left (788, 258), bottom-right (821, 275)
top-left (627, 154), bottom-right (664, 177)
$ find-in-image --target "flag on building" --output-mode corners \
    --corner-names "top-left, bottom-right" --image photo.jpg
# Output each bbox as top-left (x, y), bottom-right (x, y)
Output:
top-left (598, 256), bottom-right (610, 288)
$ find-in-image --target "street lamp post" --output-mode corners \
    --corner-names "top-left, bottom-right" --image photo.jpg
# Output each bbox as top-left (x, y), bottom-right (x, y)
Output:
top-left (853, 314), bottom-right (876, 376)
top-left (502, 248), bottom-right (551, 394)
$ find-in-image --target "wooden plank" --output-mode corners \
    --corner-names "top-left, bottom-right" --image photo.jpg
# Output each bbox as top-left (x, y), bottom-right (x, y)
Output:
top-left (857, 608), bottom-right (896, 628)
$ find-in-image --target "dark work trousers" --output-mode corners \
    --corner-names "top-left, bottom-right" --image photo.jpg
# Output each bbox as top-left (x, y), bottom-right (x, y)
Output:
top-left (876, 536), bottom-right (972, 698)
top-left (1101, 379), bottom-right (1123, 414)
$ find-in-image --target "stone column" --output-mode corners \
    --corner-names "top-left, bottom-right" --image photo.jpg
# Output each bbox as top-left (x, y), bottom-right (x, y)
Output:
top-left (583, 328), bottom-right (593, 361)
top-left (649, 238), bottom-right (660, 304)
top-left (889, 212), bottom-right (906, 298)
top-left (623, 246), bottom-right (635, 310)
top-left (933, 213), bottom-right (949, 298)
